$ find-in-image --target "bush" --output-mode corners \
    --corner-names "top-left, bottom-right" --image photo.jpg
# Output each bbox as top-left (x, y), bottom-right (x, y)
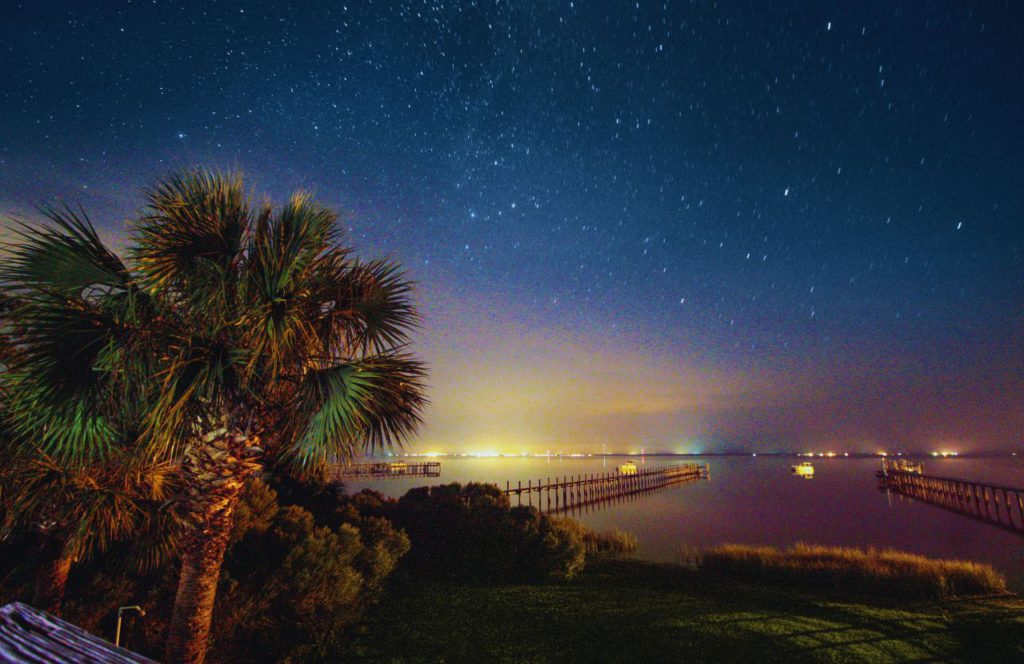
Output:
top-left (207, 483), bottom-right (410, 663)
top-left (386, 482), bottom-right (596, 582)
top-left (698, 543), bottom-right (1007, 600)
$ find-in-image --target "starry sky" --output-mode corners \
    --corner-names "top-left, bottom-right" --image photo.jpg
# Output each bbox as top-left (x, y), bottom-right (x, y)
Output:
top-left (2, 1), bottom-right (1022, 454)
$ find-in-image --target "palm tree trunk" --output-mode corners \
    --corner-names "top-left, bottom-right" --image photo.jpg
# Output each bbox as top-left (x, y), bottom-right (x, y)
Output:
top-left (165, 428), bottom-right (262, 664)
top-left (32, 536), bottom-right (72, 616)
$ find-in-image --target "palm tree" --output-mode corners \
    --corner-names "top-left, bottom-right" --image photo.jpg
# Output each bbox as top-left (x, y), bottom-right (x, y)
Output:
top-left (1, 171), bottom-right (427, 663)
top-left (0, 296), bottom-right (180, 615)
top-left (0, 450), bottom-right (179, 615)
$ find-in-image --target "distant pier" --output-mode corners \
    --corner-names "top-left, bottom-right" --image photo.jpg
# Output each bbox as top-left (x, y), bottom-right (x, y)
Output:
top-left (880, 469), bottom-right (1024, 534)
top-left (332, 461), bottom-right (441, 479)
top-left (504, 463), bottom-right (709, 514)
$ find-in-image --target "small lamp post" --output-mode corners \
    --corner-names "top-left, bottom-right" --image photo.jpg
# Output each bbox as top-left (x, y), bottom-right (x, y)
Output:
top-left (115, 605), bottom-right (145, 648)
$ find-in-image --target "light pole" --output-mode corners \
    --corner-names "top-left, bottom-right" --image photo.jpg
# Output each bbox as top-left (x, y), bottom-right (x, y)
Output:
top-left (115, 605), bottom-right (145, 648)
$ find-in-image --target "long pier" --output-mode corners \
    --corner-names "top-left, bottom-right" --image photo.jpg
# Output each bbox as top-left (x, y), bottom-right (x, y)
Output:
top-left (331, 461), bottom-right (441, 479)
top-left (504, 463), bottom-right (709, 514)
top-left (880, 470), bottom-right (1024, 534)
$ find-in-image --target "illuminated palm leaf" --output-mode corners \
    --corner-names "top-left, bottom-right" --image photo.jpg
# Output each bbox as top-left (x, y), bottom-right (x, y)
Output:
top-left (132, 170), bottom-right (253, 307)
top-left (0, 450), bottom-right (182, 572)
top-left (281, 353), bottom-right (427, 471)
top-left (242, 192), bottom-right (337, 376)
top-left (0, 211), bottom-right (147, 463)
top-left (310, 258), bottom-right (419, 356)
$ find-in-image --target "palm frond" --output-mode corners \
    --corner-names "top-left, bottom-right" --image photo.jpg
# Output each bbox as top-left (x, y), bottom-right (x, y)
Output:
top-left (0, 205), bottom-right (133, 297)
top-left (0, 208), bottom-right (157, 463)
top-left (139, 337), bottom-right (246, 460)
top-left (280, 353), bottom-right (427, 473)
top-left (2, 293), bottom-right (131, 462)
top-left (1, 451), bottom-right (183, 568)
top-left (65, 457), bottom-right (183, 568)
top-left (323, 258), bottom-right (419, 355)
top-left (243, 192), bottom-right (339, 374)
top-left (132, 169), bottom-right (250, 297)
top-left (5, 390), bottom-right (117, 463)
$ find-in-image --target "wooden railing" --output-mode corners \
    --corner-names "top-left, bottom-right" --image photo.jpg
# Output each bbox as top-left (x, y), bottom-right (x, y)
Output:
top-left (503, 463), bottom-right (709, 514)
top-left (881, 470), bottom-right (1024, 534)
top-left (331, 461), bottom-right (441, 479)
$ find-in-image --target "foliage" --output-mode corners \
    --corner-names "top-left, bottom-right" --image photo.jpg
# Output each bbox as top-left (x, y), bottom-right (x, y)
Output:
top-left (0, 478), bottom-right (410, 663)
top-left (385, 482), bottom-right (625, 583)
top-left (0, 292), bottom-right (181, 612)
top-left (0, 453), bottom-right (181, 570)
top-left (697, 543), bottom-right (1007, 600)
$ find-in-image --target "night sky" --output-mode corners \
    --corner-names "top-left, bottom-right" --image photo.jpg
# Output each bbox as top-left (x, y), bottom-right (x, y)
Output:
top-left (2, 1), bottom-right (1022, 454)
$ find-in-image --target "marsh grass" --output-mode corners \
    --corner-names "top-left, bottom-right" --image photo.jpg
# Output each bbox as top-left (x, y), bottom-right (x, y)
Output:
top-left (582, 527), bottom-right (638, 556)
top-left (697, 543), bottom-right (1006, 600)
top-left (551, 518), bottom-right (638, 556)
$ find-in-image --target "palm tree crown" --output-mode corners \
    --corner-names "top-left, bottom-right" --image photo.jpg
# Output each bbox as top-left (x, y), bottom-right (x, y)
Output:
top-left (2, 170), bottom-right (426, 472)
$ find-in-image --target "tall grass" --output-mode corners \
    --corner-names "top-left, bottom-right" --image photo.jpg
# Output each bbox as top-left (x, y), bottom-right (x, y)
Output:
top-left (553, 518), bottom-right (638, 556)
top-left (583, 527), bottom-right (638, 556)
top-left (695, 543), bottom-right (1006, 600)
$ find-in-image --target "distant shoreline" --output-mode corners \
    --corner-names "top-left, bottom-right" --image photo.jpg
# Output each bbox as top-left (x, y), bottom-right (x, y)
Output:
top-left (369, 451), bottom-right (1020, 460)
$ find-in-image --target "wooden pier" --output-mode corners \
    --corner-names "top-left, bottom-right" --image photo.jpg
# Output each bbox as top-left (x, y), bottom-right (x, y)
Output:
top-left (880, 470), bottom-right (1024, 534)
top-left (331, 461), bottom-right (441, 479)
top-left (504, 463), bottom-right (709, 514)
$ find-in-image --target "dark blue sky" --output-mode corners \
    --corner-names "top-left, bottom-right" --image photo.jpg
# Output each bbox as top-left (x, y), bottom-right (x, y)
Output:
top-left (2, 1), bottom-right (1022, 452)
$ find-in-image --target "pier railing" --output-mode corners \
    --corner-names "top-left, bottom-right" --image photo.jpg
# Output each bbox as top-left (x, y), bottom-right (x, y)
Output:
top-left (881, 470), bottom-right (1024, 534)
top-left (504, 463), bottom-right (709, 514)
top-left (331, 461), bottom-right (441, 479)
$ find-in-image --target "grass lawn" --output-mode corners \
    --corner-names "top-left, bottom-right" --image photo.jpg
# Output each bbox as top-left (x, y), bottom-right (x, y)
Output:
top-left (346, 559), bottom-right (1024, 663)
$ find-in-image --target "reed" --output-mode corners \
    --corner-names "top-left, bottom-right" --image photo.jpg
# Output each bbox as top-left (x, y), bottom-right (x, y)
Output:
top-left (582, 527), bottom-right (639, 556)
top-left (552, 518), bottom-right (638, 556)
top-left (696, 543), bottom-right (1006, 599)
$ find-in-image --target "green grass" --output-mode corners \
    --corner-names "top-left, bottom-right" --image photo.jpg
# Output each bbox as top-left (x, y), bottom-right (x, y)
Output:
top-left (345, 560), bottom-right (1024, 663)
top-left (698, 543), bottom-right (1007, 600)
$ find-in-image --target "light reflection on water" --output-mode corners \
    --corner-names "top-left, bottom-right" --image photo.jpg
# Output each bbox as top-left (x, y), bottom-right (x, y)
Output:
top-left (342, 455), bottom-right (1024, 589)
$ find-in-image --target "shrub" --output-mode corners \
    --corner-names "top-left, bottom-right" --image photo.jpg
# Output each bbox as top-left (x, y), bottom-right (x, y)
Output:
top-left (387, 482), bottom-right (609, 582)
top-left (699, 543), bottom-right (1007, 600)
top-left (208, 483), bottom-right (410, 662)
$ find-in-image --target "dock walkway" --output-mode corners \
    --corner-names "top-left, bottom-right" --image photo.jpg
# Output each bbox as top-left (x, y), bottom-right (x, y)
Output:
top-left (504, 463), bottom-right (709, 514)
top-left (880, 469), bottom-right (1024, 534)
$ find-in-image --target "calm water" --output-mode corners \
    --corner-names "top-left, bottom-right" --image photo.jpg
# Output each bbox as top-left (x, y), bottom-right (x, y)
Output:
top-left (344, 455), bottom-right (1024, 590)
